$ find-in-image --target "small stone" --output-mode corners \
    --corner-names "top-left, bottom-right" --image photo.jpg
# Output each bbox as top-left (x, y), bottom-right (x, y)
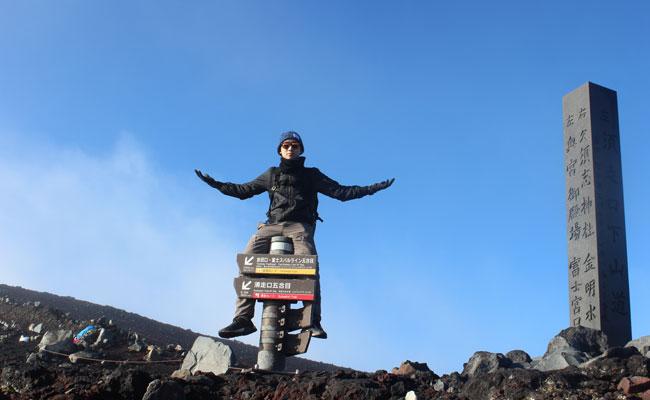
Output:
top-left (34, 301), bottom-right (41, 307)
top-left (30, 323), bottom-right (43, 334)
top-left (26, 353), bottom-right (39, 363)
top-left (38, 329), bottom-right (76, 353)
top-left (433, 379), bottom-right (446, 392)
top-left (170, 369), bottom-right (191, 380)
top-left (405, 391), bottom-right (417, 400)
top-left (69, 351), bottom-right (97, 364)
top-left (145, 346), bottom-right (163, 361)
top-left (129, 334), bottom-right (146, 352)
top-left (506, 350), bottom-right (532, 364)
top-left (392, 360), bottom-right (433, 376)
top-left (18, 335), bottom-right (30, 343)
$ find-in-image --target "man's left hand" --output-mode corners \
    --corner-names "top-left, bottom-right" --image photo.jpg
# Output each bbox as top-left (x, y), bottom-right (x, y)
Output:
top-left (368, 178), bottom-right (395, 195)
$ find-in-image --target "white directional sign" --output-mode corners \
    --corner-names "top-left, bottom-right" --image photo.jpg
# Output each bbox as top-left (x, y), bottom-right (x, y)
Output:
top-left (237, 254), bottom-right (318, 276)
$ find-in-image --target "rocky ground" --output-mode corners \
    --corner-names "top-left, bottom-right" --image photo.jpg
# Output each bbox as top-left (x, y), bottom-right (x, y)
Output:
top-left (2, 283), bottom-right (650, 399)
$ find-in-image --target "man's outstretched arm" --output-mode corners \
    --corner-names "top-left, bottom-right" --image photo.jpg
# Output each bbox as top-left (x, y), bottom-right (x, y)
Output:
top-left (195, 168), bottom-right (269, 199)
top-left (313, 169), bottom-right (394, 201)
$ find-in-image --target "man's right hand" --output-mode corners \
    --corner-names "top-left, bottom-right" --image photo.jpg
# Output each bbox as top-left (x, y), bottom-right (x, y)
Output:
top-left (195, 169), bottom-right (224, 190)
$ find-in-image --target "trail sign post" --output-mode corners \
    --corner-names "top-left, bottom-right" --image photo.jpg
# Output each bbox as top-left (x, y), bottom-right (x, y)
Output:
top-left (234, 236), bottom-right (317, 371)
top-left (563, 82), bottom-right (631, 346)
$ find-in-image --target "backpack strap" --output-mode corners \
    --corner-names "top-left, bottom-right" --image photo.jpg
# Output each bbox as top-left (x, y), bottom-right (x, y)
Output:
top-left (268, 167), bottom-right (280, 192)
top-left (265, 167), bottom-right (280, 221)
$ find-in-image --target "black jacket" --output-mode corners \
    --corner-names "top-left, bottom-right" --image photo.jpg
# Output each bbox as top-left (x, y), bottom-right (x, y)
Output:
top-left (215, 157), bottom-right (375, 224)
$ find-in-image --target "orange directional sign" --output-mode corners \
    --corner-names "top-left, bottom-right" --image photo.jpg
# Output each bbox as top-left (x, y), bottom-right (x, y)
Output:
top-left (237, 254), bottom-right (318, 276)
top-left (234, 277), bottom-right (315, 301)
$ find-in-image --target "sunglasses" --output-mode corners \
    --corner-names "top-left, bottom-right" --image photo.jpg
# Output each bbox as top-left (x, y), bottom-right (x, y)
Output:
top-left (281, 142), bottom-right (301, 150)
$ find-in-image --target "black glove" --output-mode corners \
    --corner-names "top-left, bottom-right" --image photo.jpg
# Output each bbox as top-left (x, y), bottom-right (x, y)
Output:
top-left (367, 178), bottom-right (395, 195)
top-left (195, 169), bottom-right (224, 190)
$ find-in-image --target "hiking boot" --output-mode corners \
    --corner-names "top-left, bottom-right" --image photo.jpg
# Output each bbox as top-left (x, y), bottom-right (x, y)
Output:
top-left (218, 317), bottom-right (257, 338)
top-left (309, 321), bottom-right (328, 339)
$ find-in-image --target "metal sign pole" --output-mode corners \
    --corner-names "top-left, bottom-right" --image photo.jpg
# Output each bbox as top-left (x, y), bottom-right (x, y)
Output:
top-left (235, 237), bottom-right (315, 371)
top-left (256, 236), bottom-right (292, 371)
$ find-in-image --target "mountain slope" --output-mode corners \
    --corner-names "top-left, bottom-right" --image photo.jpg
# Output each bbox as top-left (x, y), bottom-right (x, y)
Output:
top-left (0, 283), bottom-right (342, 372)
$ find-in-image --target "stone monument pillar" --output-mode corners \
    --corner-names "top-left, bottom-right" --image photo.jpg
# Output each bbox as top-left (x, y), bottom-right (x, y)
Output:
top-left (563, 82), bottom-right (631, 346)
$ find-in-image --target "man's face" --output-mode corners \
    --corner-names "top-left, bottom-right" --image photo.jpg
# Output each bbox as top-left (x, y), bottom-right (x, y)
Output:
top-left (280, 140), bottom-right (302, 160)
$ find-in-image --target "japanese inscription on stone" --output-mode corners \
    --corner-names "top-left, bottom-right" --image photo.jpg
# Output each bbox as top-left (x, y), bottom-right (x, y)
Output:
top-left (563, 82), bottom-right (631, 346)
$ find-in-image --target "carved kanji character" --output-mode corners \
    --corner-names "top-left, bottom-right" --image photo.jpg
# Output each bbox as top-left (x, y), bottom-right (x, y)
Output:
top-left (566, 135), bottom-right (576, 153)
top-left (578, 108), bottom-right (587, 120)
top-left (566, 158), bottom-right (577, 177)
top-left (569, 257), bottom-right (581, 277)
top-left (583, 253), bottom-right (595, 273)
top-left (586, 304), bottom-right (597, 321)
top-left (582, 222), bottom-right (594, 239)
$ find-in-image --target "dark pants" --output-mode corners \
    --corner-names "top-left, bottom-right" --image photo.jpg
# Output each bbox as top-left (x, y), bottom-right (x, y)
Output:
top-left (233, 222), bottom-right (321, 323)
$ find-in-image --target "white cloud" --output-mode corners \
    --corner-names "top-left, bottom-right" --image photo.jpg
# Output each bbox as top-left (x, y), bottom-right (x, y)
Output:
top-left (0, 133), bottom-right (239, 335)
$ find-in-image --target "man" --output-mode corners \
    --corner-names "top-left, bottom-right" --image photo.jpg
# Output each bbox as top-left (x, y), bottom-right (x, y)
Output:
top-left (195, 131), bottom-right (394, 340)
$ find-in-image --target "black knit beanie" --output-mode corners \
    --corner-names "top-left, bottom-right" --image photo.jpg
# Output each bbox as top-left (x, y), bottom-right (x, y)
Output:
top-left (277, 131), bottom-right (304, 155)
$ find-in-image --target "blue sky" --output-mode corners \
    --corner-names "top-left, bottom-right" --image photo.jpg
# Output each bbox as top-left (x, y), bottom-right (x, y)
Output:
top-left (1, 1), bottom-right (648, 373)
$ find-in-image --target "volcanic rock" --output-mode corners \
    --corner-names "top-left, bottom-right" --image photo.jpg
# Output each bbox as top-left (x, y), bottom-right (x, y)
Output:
top-left (506, 349), bottom-right (532, 365)
top-left (433, 378), bottom-right (446, 391)
top-left (617, 376), bottom-right (650, 394)
top-left (534, 348), bottom-right (589, 371)
top-left (38, 329), bottom-right (76, 354)
top-left (626, 336), bottom-right (650, 355)
top-left (533, 326), bottom-right (610, 371)
top-left (555, 326), bottom-right (609, 356)
top-left (391, 360), bottom-right (433, 376)
top-left (462, 351), bottom-right (512, 377)
top-left (170, 368), bottom-right (191, 380)
top-left (180, 336), bottom-right (234, 376)
top-left (103, 366), bottom-right (153, 399)
top-left (145, 345), bottom-right (164, 361)
top-left (142, 379), bottom-right (186, 400)
top-left (28, 323), bottom-right (43, 334)
top-left (128, 333), bottom-right (146, 352)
